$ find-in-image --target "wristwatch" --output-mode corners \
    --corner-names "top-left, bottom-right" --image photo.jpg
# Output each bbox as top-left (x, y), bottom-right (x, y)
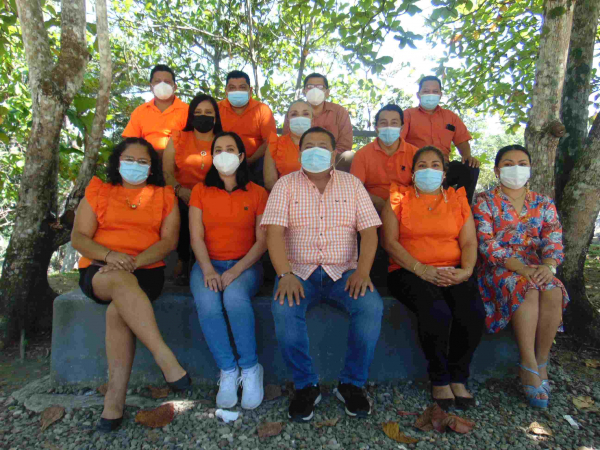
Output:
top-left (278, 271), bottom-right (293, 279)
top-left (545, 264), bottom-right (557, 275)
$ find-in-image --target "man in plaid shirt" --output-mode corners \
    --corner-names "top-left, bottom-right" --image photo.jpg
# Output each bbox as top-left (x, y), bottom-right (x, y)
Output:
top-left (261, 126), bottom-right (383, 422)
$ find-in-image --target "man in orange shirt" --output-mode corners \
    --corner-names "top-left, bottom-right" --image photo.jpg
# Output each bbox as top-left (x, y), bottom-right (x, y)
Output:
top-left (402, 76), bottom-right (480, 202)
top-left (351, 104), bottom-right (419, 213)
top-left (218, 70), bottom-right (277, 186)
top-left (122, 65), bottom-right (188, 157)
top-left (283, 73), bottom-right (354, 171)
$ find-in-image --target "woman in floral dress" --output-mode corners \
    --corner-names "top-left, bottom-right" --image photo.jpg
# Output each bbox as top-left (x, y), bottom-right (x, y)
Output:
top-left (473, 145), bottom-right (569, 408)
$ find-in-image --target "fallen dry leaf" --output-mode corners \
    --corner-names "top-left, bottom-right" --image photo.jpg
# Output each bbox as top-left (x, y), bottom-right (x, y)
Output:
top-left (314, 417), bottom-right (340, 428)
top-left (445, 415), bottom-right (476, 434)
top-left (382, 421), bottom-right (419, 444)
top-left (135, 403), bottom-right (175, 428)
top-left (257, 422), bottom-right (283, 439)
top-left (573, 396), bottom-right (595, 409)
top-left (397, 410), bottom-right (419, 416)
top-left (414, 404), bottom-right (475, 434)
top-left (40, 405), bottom-right (65, 432)
top-left (263, 384), bottom-right (282, 401)
top-left (528, 421), bottom-right (553, 436)
top-left (147, 385), bottom-right (170, 399)
top-left (584, 359), bottom-right (600, 369)
top-left (97, 383), bottom-right (108, 396)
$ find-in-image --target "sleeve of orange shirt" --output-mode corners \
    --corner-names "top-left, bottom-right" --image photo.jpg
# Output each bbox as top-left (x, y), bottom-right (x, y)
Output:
top-left (260, 177), bottom-right (290, 228)
top-left (189, 183), bottom-right (205, 210)
top-left (122, 106), bottom-right (143, 138)
top-left (336, 107), bottom-right (353, 152)
top-left (259, 105), bottom-right (277, 141)
top-left (349, 148), bottom-right (367, 183)
top-left (84, 176), bottom-right (104, 214)
top-left (450, 112), bottom-right (472, 146)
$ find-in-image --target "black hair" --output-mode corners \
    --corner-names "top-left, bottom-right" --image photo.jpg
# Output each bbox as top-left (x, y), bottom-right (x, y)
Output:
top-left (182, 93), bottom-right (223, 134)
top-left (107, 138), bottom-right (165, 187)
top-left (299, 126), bottom-right (336, 151)
top-left (225, 70), bottom-right (251, 86)
top-left (303, 72), bottom-right (329, 89)
top-left (204, 132), bottom-right (250, 191)
top-left (494, 144), bottom-right (531, 167)
top-left (411, 146), bottom-right (448, 173)
top-left (375, 104), bottom-right (404, 126)
top-left (149, 64), bottom-right (176, 83)
top-left (418, 75), bottom-right (442, 92)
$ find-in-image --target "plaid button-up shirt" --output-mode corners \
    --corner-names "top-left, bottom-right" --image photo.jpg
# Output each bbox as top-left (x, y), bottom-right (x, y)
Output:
top-left (261, 169), bottom-right (381, 281)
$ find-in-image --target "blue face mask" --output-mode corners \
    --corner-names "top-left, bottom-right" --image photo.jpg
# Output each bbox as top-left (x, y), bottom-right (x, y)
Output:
top-left (119, 161), bottom-right (150, 185)
top-left (420, 94), bottom-right (441, 110)
top-left (228, 91), bottom-right (249, 107)
top-left (301, 147), bottom-right (333, 173)
top-left (290, 117), bottom-right (312, 136)
top-left (414, 168), bottom-right (443, 193)
top-left (378, 127), bottom-right (401, 146)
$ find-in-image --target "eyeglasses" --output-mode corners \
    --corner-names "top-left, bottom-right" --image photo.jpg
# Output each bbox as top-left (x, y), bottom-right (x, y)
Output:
top-left (121, 156), bottom-right (150, 166)
top-left (306, 84), bottom-right (326, 90)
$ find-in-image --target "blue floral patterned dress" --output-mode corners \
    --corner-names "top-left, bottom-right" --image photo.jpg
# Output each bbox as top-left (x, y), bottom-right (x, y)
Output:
top-left (472, 187), bottom-right (570, 333)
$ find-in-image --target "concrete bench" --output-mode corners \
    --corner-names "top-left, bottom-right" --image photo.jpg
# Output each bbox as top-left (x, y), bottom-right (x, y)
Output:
top-left (51, 283), bottom-right (518, 387)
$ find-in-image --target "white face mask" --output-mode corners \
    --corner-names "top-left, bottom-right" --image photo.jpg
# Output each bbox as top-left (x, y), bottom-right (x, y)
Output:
top-left (306, 88), bottom-right (325, 106)
top-left (153, 82), bottom-right (174, 100)
top-left (499, 166), bottom-right (531, 189)
top-left (213, 152), bottom-right (241, 176)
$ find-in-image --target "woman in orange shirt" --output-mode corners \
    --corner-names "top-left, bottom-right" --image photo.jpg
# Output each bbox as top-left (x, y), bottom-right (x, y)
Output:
top-left (71, 138), bottom-right (191, 432)
top-left (263, 100), bottom-right (312, 190)
top-left (381, 146), bottom-right (484, 410)
top-left (163, 94), bottom-right (223, 284)
top-left (189, 132), bottom-right (268, 410)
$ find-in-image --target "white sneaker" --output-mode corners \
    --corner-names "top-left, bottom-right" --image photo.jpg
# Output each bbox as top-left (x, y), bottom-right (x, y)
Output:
top-left (216, 367), bottom-right (239, 408)
top-left (239, 363), bottom-right (264, 410)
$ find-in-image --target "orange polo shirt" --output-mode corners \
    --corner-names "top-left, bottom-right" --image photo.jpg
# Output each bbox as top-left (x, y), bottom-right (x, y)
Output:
top-left (401, 105), bottom-right (471, 157)
top-left (218, 98), bottom-right (277, 158)
top-left (78, 177), bottom-right (176, 269)
top-left (189, 182), bottom-right (268, 261)
top-left (171, 130), bottom-right (212, 189)
top-left (388, 184), bottom-right (471, 272)
top-left (268, 132), bottom-right (301, 177)
top-left (122, 97), bottom-right (188, 151)
top-left (351, 138), bottom-right (419, 199)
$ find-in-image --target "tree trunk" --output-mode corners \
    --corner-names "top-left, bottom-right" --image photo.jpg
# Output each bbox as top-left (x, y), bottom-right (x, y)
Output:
top-left (555, 0), bottom-right (599, 204)
top-left (559, 113), bottom-right (600, 343)
top-left (525, 0), bottom-right (574, 197)
top-left (294, 17), bottom-right (315, 97)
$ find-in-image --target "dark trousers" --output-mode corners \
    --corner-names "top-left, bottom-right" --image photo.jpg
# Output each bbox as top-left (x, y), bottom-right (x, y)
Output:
top-left (388, 269), bottom-right (485, 385)
top-left (177, 198), bottom-right (191, 262)
top-left (446, 161), bottom-right (479, 204)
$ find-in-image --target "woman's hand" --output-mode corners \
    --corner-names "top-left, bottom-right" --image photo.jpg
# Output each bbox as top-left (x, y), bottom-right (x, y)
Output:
top-left (529, 264), bottom-right (554, 286)
top-left (221, 267), bottom-right (241, 288)
top-left (178, 187), bottom-right (192, 205)
top-left (515, 266), bottom-right (538, 285)
top-left (97, 263), bottom-right (123, 274)
top-left (418, 265), bottom-right (441, 285)
top-left (436, 268), bottom-right (472, 286)
top-left (203, 268), bottom-right (223, 292)
top-left (105, 251), bottom-right (136, 272)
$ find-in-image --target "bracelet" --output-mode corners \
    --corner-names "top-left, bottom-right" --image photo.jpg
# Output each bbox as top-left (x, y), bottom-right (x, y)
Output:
top-left (417, 264), bottom-right (428, 277)
top-left (421, 266), bottom-right (429, 277)
top-left (104, 250), bottom-right (112, 262)
top-left (278, 271), bottom-right (293, 279)
top-left (413, 261), bottom-right (421, 273)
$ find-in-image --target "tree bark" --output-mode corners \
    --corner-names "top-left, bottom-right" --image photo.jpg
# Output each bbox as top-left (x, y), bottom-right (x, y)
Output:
top-left (525, 0), bottom-right (574, 197)
top-left (559, 113), bottom-right (600, 343)
top-left (294, 17), bottom-right (315, 97)
top-left (0, 0), bottom-right (89, 348)
top-left (555, 0), bottom-right (599, 204)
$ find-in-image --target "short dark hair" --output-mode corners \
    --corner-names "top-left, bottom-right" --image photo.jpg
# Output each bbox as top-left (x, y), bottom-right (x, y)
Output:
top-left (375, 104), bottom-right (404, 127)
top-left (149, 64), bottom-right (176, 83)
top-left (299, 126), bottom-right (336, 151)
top-left (494, 144), bottom-right (531, 167)
top-left (182, 93), bottom-right (223, 134)
top-left (418, 76), bottom-right (442, 92)
top-left (412, 146), bottom-right (448, 173)
top-left (226, 70), bottom-right (251, 86)
top-left (303, 72), bottom-right (329, 89)
top-left (204, 132), bottom-right (250, 191)
top-left (107, 138), bottom-right (165, 187)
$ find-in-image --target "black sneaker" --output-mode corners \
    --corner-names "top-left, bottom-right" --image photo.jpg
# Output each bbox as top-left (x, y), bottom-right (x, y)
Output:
top-left (334, 382), bottom-right (371, 417)
top-left (288, 384), bottom-right (322, 422)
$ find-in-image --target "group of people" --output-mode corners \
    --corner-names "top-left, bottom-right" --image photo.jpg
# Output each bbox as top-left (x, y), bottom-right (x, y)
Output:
top-left (71, 65), bottom-right (570, 432)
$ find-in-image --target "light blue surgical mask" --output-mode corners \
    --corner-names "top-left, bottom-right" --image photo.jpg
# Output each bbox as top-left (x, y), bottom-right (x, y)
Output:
top-left (301, 147), bottom-right (333, 173)
top-left (414, 168), bottom-right (443, 192)
top-left (378, 127), bottom-right (401, 146)
top-left (119, 161), bottom-right (150, 185)
top-left (420, 94), bottom-right (441, 110)
top-left (228, 91), bottom-right (249, 107)
top-left (290, 117), bottom-right (312, 136)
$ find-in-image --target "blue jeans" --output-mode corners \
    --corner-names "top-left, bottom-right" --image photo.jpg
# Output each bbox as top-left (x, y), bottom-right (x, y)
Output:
top-left (191, 260), bottom-right (263, 371)
top-left (272, 267), bottom-right (383, 389)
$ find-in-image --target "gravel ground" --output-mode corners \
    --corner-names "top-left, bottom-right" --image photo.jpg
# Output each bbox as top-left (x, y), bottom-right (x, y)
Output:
top-left (1, 354), bottom-right (599, 450)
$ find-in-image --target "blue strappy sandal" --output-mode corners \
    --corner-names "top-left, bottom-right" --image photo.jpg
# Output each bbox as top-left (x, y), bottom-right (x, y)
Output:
top-left (538, 362), bottom-right (551, 395)
top-left (517, 364), bottom-right (548, 408)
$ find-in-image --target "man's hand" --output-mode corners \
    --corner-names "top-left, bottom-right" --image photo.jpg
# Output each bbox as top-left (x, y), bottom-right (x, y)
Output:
top-left (462, 155), bottom-right (480, 168)
top-left (345, 270), bottom-right (374, 299)
top-left (274, 274), bottom-right (305, 307)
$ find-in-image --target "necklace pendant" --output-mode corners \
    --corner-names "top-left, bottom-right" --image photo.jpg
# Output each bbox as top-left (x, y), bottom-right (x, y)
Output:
top-left (130, 204), bottom-right (137, 209)
top-left (201, 163), bottom-right (205, 170)
top-left (428, 207), bottom-right (432, 211)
